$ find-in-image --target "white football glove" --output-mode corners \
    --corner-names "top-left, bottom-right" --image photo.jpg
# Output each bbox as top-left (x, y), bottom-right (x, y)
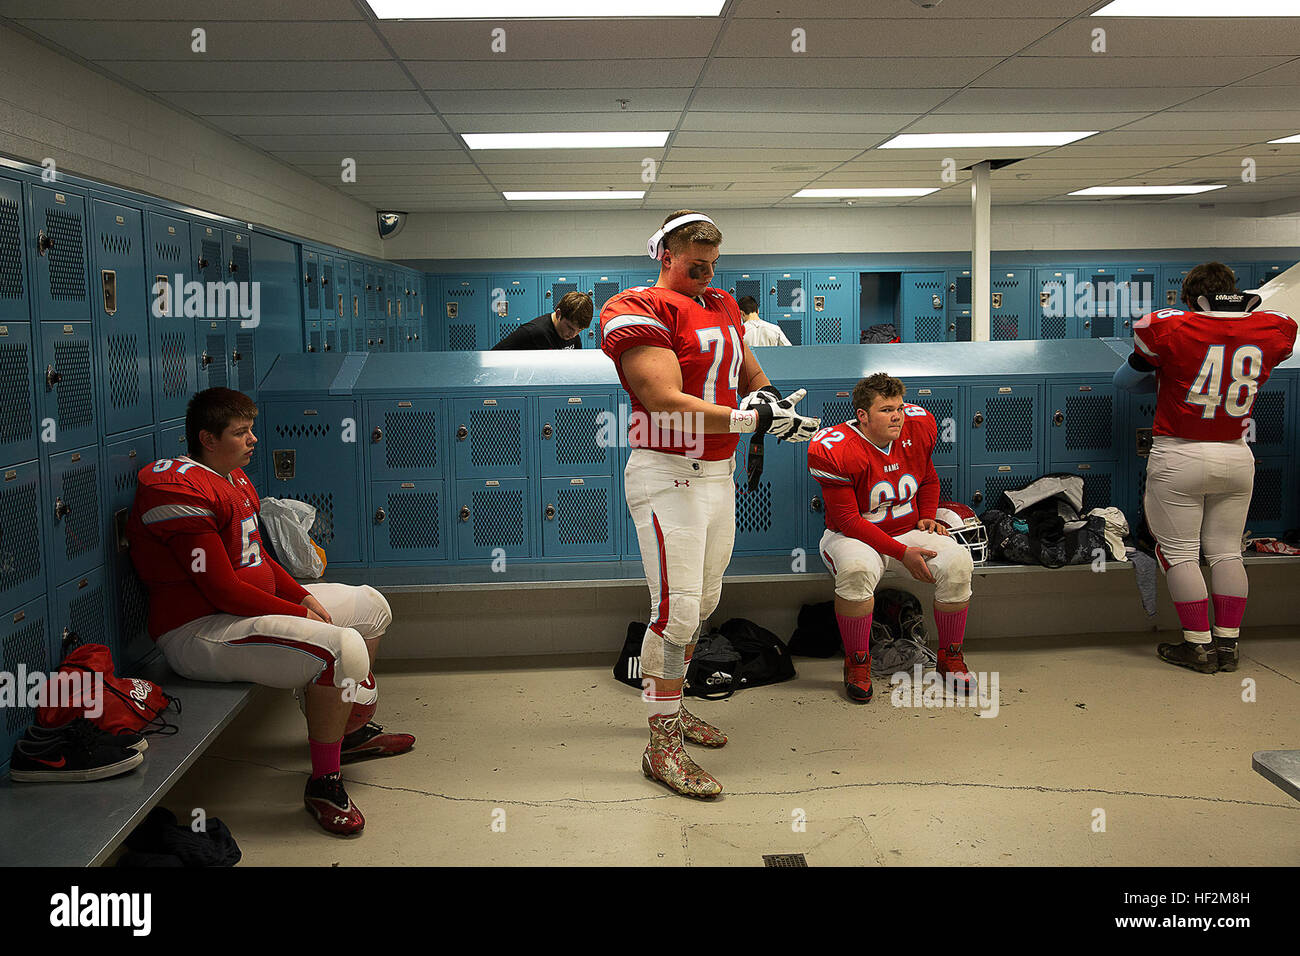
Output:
top-left (738, 385), bottom-right (783, 413)
top-left (755, 387), bottom-right (820, 443)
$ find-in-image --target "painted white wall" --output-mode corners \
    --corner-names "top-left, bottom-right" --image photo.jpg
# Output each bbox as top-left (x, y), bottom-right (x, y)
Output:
top-left (0, 24), bottom-right (381, 256)
top-left (384, 204), bottom-right (1300, 263)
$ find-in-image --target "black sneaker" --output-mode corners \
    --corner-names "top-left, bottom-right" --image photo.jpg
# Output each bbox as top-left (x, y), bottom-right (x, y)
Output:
top-left (9, 719), bottom-right (144, 783)
top-left (1213, 638), bottom-right (1239, 673)
top-left (27, 718), bottom-right (147, 753)
top-left (1157, 639), bottom-right (1218, 675)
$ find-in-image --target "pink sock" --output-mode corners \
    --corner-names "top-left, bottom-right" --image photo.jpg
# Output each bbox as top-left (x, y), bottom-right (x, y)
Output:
top-left (1174, 599), bottom-right (1211, 641)
top-left (934, 606), bottom-right (968, 652)
top-left (1211, 594), bottom-right (1246, 633)
top-left (837, 613), bottom-right (871, 657)
top-left (309, 738), bottom-right (342, 779)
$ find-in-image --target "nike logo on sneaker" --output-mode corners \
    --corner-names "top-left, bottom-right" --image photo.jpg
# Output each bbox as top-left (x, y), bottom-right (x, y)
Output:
top-left (35, 756), bottom-right (67, 768)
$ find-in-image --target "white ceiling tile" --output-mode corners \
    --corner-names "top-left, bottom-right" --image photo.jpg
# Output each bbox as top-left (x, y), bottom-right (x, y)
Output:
top-left (936, 88), bottom-right (1212, 114)
top-left (717, 18), bottom-right (1057, 57)
top-left (104, 60), bottom-right (414, 92)
top-left (671, 131), bottom-right (883, 149)
top-left (702, 57), bottom-right (1003, 88)
top-left (212, 114), bottom-right (448, 135)
top-left (5, 0), bottom-right (361, 18)
top-left (975, 56), bottom-right (1291, 89)
top-left (14, 20), bottom-right (391, 59)
top-left (1116, 111), bottom-right (1300, 132)
top-left (161, 91), bottom-right (432, 114)
top-left (689, 89), bottom-right (957, 113)
top-left (905, 113), bottom-right (1126, 133)
top-left (245, 133), bottom-right (461, 150)
top-left (379, 19), bottom-right (720, 59)
top-left (408, 59), bottom-right (705, 90)
top-left (446, 113), bottom-right (683, 133)
top-left (433, 90), bottom-right (692, 113)
top-left (734, 0), bottom-right (1098, 17)
top-left (1026, 18), bottom-right (1300, 57)
top-left (680, 113), bottom-right (906, 134)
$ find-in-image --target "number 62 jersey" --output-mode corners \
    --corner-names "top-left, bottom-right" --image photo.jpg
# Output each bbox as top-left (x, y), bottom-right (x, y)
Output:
top-left (807, 405), bottom-right (940, 538)
top-left (1134, 307), bottom-right (1296, 441)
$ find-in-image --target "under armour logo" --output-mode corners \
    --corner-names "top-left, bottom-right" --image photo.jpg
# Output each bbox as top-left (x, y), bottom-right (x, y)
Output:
top-left (674, 479), bottom-right (690, 487)
top-left (902, 440), bottom-right (912, 447)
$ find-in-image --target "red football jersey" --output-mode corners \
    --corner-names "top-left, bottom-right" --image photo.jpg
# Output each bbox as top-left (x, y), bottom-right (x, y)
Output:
top-left (126, 456), bottom-right (304, 637)
top-left (1133, 307), bottom-right (1296, 441)
top-left (807, 406), bottom-right (940, 537)
top-left (600, 285), bottom-right (746, 460)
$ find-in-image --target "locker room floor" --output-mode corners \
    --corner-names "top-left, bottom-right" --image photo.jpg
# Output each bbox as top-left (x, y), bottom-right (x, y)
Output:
top-left (158, 626), bottom-right (1300, 867)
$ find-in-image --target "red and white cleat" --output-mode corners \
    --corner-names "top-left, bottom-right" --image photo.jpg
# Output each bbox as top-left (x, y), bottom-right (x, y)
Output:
top-left (340, 721), bottom-right (415, 763)
top-left (936, 643), bottom-right (977, 695)
top-left (304, 771), bottom-right (365, 836)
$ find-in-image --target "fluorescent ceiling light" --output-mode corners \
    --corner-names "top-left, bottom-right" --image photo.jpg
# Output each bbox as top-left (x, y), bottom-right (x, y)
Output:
top-left (367, 1), bottom-right (723, 17)
top-left (464, 132), bottom-right (668, 150)
top-left (794, 188), bottom-right (939, 198)
top-left (1069, 185), bottom-right (1226, 196)
top-left (1092, 0), bottom-right (1299, 14)
top-left (503, 191), bottom-right (645, 200)
top-left (879, 132), bottom-right (1097, 149)
top-left (1268, 133), bottom-right (1300, 144)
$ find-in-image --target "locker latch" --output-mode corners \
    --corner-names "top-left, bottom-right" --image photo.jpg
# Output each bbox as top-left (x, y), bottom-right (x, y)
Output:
top-left (932, 295), bottom-right (942, 310)
top-left (273, 449), bottom-right (295, 480)
top-left (810, 496), bottom-right (823, 513)
top-left (1136, 427), bottom-right (1153, 458)
top-left (37, 231), bottom-right (53, 256)
top-left (45, 365), bottom-right (62, 389)
top-left (374, 508), bottom-right (386, 524)
top-left (1053, 410), bottom-right (1065, 426)
top-left (972, 412), bottom-right (984, 428)
top-left (54, 497), bottom-right (70, 520)
top-left (992, 292), bottom-right (1003, 309)
top-left (456, 425), bottom-right (468, 441)
top-left (101, 271), bottom-right (117, 316)
top-left (545, 505), bottom-right (556, 521)
top-left (201, 351), bottom-right (213, 368)
top-left (459, 506), bottom-right (470, 522)
top-left (542, 423), bottom-right (553, 439)
top-left (372, 427), bottom-right (383, 443)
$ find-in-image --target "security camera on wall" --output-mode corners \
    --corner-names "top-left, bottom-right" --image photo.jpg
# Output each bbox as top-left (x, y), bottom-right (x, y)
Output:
top-left (377, 211), bottom-right (408, 240)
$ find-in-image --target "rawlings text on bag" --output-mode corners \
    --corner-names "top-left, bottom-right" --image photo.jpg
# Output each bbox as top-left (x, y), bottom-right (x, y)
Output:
top-left (36, 644), bottom-right (181, 736)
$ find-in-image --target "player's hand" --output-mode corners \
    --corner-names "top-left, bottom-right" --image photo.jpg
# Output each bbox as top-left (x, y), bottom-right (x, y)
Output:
top-left (901, 546), bottom-right (937, 583)
top-left (301, 595), bottom-right (332, 625)
top-left (755, 388), bottom-right (820, 443)
top-left (738, 385), bottom-right (782, 412)
top-left (915, 518), bottom-right (949, 536)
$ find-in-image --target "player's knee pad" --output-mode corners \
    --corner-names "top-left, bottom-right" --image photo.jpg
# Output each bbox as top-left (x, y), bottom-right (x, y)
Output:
top-left (360, 585), bottom-right (393, 637)
top-left (933, 545), bottom-right (974, 604)
top-left (311, 626), bottom-right (369, 689)
top-left (639, 625), bottom-right (686, 681)
top-left (832, 558), bottom-right (881, 603)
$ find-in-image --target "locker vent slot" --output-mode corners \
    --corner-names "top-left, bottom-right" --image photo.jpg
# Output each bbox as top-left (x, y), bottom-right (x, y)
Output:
top-left (0, 479), bottom-right (41, 595)
top-left (557, 487), bottom-right (608, 544)
top-left (0, 195), bottom-right (24, 300)
top-left (53, 339), bottom-right (93, 428)
top-left (471, 489), bottom-right (525, 548)
top-left (45, 208), bottom-right (87, 301)
top-left (0, 342), bottom-right (33, 444)
top-left (384, 410), bottom-right (439, 470)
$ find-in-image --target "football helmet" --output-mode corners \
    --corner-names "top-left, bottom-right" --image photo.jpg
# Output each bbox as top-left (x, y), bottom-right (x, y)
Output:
top-left (935, 501), bottom-right (988, 565)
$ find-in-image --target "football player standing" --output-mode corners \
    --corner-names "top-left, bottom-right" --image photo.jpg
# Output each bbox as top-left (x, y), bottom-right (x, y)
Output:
top-left (600, 211), bottom-right (820, 797)
top-left (807, 373), bottom-right (977, 703)
top-left (1115, 262), bottom-right (1296, 673)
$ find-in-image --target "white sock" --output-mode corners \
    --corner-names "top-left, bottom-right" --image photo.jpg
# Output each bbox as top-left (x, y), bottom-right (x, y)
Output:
top-left (644, 690), bottom-right (681, 723)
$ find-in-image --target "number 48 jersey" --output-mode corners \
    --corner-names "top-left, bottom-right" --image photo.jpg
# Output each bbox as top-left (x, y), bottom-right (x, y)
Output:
top-left (807, 405), bottom-right (940, 538)
top-left (1134, 307), bottom-right (1296, 441)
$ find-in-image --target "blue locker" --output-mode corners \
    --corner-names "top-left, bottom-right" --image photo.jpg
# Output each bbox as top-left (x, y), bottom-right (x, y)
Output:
top-left (366, 318), bottom-right (386, 352)
top-left (1255, 262), bottom-right (1290, 288)
top-left (1047, 382), bottom-right (1120, 462)
top-left (1159, 263), bottom-right (1196, 310)
top-left (39, 321), bottom-right (97, 451)
top-left (901, 273), bottom-right (947, 342)
top-left (1113, 265), bottom-right (1157, 336)
top-left (1248, 376), bottom-right (1292, 458)
top-left (934, 464), bottom-right (959, 505)
top-left (52, 566), bottom-right (113, 663)
top-left (411, 272), bottom-right (426, 351)
top-left (305, 319), bottom-right (322, 354)
top-left (538, 395), bottom-right (614, 478)
top-left (767, 272), bottom-right (808, 323)
top-left (948, 269), bottom-right (972, 311)
top-left (584, 273), bottom-right (623, 347)
top-left (367, 398), bottom-right (444, 481)
top-left (371, 480), bottom-right (447, 563)
top-left (1, 597), bottom-right (54, 760)
top-left (0, 461), bottom-right (46, 616)
top-left (441, 276), bottom-right (488, 351)
top-left (907, 385), bottom-right (960, 467)
top-left (104, 430), bottom-right (154, 671)
top-left (1045, 460), bottom-right (1121, 515)
top-left (452, 397), bottom-right (528, 480)
top-left (348, 260), bottom-right (365, 349)
top-left (989, 270), bottom-right (1032, 341)
top-left (157, 420), bottom-right (188, 460)
top-left (323, 319), bottom-right (339, 354)
top-left (1246, 458), bottom-right (1295, 538)
top-left (28, 186), bottom-right (90, 323)
top-left (224, 228), bottom-right (250, 285)
top-left (732, 436), bottom-right (801, 555)
top-left (145, 211), bottom-right (196, 425)
top-left (808, 271), bottom-right (855, 345)
top-left (302, 248), bottom-right (321, 321)
top-left (1224, 262), bottom-right (1254, 289)
top-left (230, 319), bottom-right (256, 397)
top-left (718, 272), bottom-right (762, 306)
top-left (1035, 268), bottom-right (1079, 340)
top-left (968, 384), bottom-right (1041, 466)
top-left (542, 476), bottom-right (616, 559)
top-left (454, 478), bottom-right (532, 562)
top-left (319, 254), bottom-right (334, 326)
top-left (383, 267), bottom-right (398, 351)
top-left (490, 275), bottom-right (540, 326)
top-left (47, 445), bottom-right (102, 586)
top-left (262, 400), bottom-right (363, 565)
top-left (967, 463), bottom-right (1043, 513)
top-left (191, 221), bottom-right (223, 287)
top-left (196, 318), bottom-right (229, 390)
top-left (0, 175), bottom-right (31, 324)
top-left (90, 198), bottom-right (151, 436)
top-left (1082, 267), bottom-right (1118, 338)
top-left (0, 323), bottom-right (38, 466)
top-left (542, 273), bottom-right (581, 313)
top-left (363, 262), bottom-right (379, 322)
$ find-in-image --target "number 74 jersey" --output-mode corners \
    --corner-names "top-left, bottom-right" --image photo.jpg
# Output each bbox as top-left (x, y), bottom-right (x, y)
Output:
top-left (807, 406), bottom-right (940, 537)
top-left (1133, 307), bottom-right (1296, 441)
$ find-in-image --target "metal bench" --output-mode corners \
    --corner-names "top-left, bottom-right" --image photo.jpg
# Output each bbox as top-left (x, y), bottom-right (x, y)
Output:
top-left (1252, 751), bottom-right (1300, 802)
top-left (0, 657), bottom-right (255, 867)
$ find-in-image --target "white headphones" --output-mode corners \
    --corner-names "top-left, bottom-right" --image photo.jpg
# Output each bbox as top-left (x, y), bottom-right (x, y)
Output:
top-left (647, 213), bottom-right (716, 260)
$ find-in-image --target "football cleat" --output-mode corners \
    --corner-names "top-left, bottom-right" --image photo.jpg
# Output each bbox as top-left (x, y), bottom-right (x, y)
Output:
top-left (1213, 638), bottom-right (1239, 673)
top-left (935, 501), bottom-right (989, 565)
top-left (1157, 640), bottom-right (1218, 675)
top-left (304, 771), bottom-right (365, 835)
top-left (843, 651), bottom-right (873, 703)
top-left (340, 721), bottom-right (415, 762)
top-left (678, 703), bottom-right (727, 747)
top-left (936, 643), bottom-right (977, 695)
top-left (641, 713), bottom-right (722, 798)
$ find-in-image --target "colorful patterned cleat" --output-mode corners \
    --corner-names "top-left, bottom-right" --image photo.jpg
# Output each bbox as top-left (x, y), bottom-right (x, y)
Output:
top-left (678, 703), bottom-right (727, 747)
top-left (843, 651), bottom-right (873, 703)
top-left (641, 712), bottom-right (722, 798)
top-left (936, 643), bottom-right (977, 695)
top-left (340, 721), bottom-right (415, 763)
top-left (1157, 639), bottom-right (1218, 675)
top-left (304, 771), bottom-right (365, 836)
